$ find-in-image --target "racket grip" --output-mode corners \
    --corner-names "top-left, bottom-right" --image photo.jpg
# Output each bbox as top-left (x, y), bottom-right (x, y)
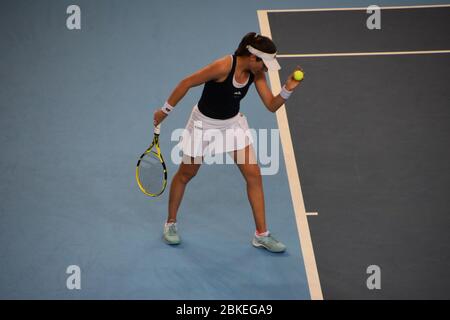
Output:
top-left (154, 123), bottom-right (161, 135)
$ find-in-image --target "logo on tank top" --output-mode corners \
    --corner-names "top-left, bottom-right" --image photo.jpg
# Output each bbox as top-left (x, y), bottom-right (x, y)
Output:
top-left (234, 91), bottom-right (242, 97)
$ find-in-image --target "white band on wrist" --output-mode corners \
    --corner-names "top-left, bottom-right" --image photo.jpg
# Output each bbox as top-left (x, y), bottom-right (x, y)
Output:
top-left (280, 85), bottom-right (293, 100)
top-left (161, 101), bottom-right (174, 115)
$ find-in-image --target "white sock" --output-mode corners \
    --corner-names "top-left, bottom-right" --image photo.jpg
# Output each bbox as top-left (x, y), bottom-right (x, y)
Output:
top-left (165, 222), bottom-right (176, 228)
top-left (255, 230), bottom-right (270, 238)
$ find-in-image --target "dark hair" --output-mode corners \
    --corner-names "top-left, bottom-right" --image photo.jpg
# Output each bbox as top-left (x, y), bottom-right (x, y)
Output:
top-left (234, 32), bottom-right (277, 57)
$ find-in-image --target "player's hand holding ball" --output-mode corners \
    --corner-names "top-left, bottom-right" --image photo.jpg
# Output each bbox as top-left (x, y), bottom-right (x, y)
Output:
top-left (285, 66), bottom-right (304, 91)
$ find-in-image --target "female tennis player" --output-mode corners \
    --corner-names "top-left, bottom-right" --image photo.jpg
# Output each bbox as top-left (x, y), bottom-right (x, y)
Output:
top-left (154, 32), bottom-right (303, 252)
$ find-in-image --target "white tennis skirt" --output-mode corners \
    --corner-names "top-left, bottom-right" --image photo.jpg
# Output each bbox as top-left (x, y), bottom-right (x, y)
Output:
top-left (178, 105), bottom-right (254, 158)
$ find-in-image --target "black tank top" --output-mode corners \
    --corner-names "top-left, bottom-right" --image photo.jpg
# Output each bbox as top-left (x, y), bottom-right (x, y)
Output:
top-left (198, 55), bottom-right (254, 120)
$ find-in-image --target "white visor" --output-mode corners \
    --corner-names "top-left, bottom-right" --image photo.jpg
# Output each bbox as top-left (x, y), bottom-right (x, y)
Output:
top-left (246, 45), bottom-right (281, 71)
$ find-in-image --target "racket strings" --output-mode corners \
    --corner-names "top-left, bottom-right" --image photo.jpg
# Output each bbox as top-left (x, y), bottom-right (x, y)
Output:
top-left (138, 151), bottom-right (165, 195)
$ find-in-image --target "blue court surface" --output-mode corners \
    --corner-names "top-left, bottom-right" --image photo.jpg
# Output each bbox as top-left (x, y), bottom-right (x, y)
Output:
top-left (1, 0), bottom-right (449, 300)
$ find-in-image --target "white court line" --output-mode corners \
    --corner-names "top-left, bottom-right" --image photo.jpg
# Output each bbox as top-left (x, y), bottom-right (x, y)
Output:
top-left (257, 10), bottom-right (323, 301)
top-left (263, 4), bottom-right (450, 13)
top-left (278, 50), bottom-right (450, 58)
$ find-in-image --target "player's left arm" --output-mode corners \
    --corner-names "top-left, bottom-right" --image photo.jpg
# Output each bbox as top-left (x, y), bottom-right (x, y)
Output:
top-left (254, 69), bottom-right (303, 113)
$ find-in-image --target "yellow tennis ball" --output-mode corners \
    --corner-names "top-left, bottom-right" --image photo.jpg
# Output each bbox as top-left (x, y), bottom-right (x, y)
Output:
top-left (294, 70), bottom-right (304, 81)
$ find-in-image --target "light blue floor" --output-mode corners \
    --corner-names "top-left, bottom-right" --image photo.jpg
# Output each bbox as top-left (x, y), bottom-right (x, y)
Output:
top-left (0, 0), bottom-right (444, 299)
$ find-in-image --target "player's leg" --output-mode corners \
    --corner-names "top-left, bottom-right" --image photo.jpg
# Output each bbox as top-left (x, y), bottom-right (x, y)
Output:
top-left (232, 145), bottom-right (267, 233)
top-left (167, 155), bottom-right (202, 223)
top-left (232, 145), bottom-right (286, 253)
top-left (163, 156), bottom-right (202, 245)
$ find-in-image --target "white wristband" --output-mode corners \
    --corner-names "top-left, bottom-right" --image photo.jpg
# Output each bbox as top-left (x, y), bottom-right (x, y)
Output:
top-left (280, 85), bottom-right (293, 100)
top-left (161, 101), bottom-right (174, 115)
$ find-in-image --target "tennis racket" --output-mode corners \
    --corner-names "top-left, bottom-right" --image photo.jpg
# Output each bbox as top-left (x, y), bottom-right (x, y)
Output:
top-left (136, 124), bottom-right (167, 197)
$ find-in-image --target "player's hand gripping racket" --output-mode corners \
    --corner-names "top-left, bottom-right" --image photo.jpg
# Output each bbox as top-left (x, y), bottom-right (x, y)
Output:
top-left (136, 124), bottom-right (167, 197)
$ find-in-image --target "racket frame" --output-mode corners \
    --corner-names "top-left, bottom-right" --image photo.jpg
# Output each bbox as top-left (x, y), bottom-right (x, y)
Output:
top-left (136, 126), bottom-right (167, 197)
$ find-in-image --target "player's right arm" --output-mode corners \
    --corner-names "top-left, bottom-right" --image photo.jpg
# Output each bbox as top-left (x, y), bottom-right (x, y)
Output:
top-left (154, 56), bottom-right (231, 126)
top-left (167, 56), bottom-right (231, 106)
